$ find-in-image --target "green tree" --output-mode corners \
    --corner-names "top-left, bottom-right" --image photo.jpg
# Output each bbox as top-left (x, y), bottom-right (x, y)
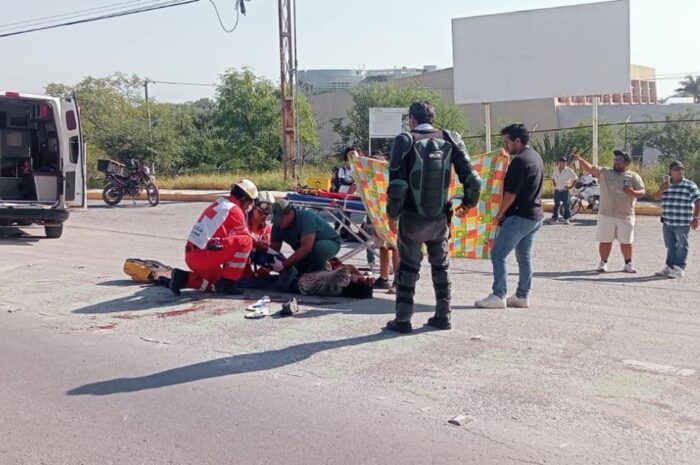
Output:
top-left (628, 110), bottom-right (700, 162)
top-left (674, 75), bottom-right (700, 103)
top-left (332, 81), bottom-right (468, 154)
top-left (533, 122), bottom-right (617, 172)
top-left (215, 69), bottom-right (319, 171)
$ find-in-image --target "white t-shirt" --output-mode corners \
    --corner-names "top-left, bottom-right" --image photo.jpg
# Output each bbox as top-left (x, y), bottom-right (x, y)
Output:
top-left (552, 167), bottom-right (578, 191)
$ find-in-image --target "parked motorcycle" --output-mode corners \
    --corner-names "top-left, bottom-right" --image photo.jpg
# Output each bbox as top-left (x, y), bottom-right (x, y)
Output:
top-left (559, 173), bottom-right (600, 218)
top-left (100, 159), bottom-right (160, 207)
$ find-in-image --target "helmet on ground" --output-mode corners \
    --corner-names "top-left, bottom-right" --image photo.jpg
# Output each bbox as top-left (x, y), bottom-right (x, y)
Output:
top-left (234, 179), bottom-right (259, 201)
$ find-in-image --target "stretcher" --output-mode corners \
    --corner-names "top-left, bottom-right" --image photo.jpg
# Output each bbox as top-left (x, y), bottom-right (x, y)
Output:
top-left (285, 192), bottom-right (373, 262)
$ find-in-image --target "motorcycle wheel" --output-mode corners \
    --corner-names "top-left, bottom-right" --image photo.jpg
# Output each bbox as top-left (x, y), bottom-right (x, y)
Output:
top-left (146, 182), bottom-right (160, 207)
top-left (569, 198), bottom-right (583, 217)
top-left (102, 183), bottom-right (123, 206)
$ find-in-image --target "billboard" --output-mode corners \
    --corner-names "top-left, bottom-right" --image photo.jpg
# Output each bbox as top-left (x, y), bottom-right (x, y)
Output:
top-left (452, 0), bottom-right (630, 104)
top-left (369, 107), bottom-right (408, 138)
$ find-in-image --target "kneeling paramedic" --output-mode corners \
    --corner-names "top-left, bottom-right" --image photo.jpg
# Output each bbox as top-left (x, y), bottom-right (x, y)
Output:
top-left (169, 179), bottom-right (259, 295)
top-left (268, 200), bottom-right (341, 275)
top-left (385, 101), bottom-right (482, 333)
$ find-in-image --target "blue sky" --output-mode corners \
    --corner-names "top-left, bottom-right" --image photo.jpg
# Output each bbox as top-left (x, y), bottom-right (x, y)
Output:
top-left (1, 0), bottom-right (697, 102)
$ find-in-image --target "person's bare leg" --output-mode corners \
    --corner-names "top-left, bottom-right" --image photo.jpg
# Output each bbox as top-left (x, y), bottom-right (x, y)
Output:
top-left (599, 242), bottom-right (613, 261)
top-left (620, 243), bottom-right (633, 262)
top-left (391, 247), bottom-right (400, 280)
top-left (379, 247), bottom-right (390, 280)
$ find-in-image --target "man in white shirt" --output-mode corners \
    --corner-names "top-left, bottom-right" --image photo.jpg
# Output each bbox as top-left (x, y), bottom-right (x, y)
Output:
top-left (546, 156), bottom-right (578, 225)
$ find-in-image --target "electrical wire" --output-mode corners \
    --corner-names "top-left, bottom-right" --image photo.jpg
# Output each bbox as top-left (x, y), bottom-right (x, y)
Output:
top-left (151, 80), bottom-right (217, 87)
top-left (0, 0), bottom-right (200, 39)
top-left (0, 0), bottom-right (160, 31)
top-left (208, 0), bottom-right (240, 33)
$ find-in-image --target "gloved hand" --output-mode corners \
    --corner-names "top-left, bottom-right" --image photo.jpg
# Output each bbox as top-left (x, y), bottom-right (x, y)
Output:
top-left (463, 173), bottom-right (482, 209)
top-left (271, 257), bottom-right (285, 273)
top-left (207, 241), bottom-right (224, 251)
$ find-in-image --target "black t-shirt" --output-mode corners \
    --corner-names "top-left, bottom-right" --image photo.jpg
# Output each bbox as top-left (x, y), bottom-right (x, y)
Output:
top-left (503, 147), bottom-right (544, 220)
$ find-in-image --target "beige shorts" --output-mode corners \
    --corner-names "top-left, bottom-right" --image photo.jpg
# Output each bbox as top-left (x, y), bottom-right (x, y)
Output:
top-left (596, 213), bottom-right (635, 244)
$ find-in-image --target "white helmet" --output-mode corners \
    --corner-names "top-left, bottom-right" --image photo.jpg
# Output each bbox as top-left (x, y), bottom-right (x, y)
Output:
top-left (234, 179), bottom-right (259, 200)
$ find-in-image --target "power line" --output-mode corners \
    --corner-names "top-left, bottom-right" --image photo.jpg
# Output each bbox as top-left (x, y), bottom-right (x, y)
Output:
top-left (0, 0), bottom-right (200, 39)
top-left (208, 0), bottom-right (241, 33)
top-left (151, 80), bottom-right (217, 87)
top-left (0, 0), bottom-right (160, 32)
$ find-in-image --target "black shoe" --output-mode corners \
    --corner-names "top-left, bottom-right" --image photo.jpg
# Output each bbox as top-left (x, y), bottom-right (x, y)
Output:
top-left (215, 278), bottom-right (244, 295)
top-left (169, 268), bottom-right (189, 296)
top-left (279, 298), bottom-right (299, 317)
top-left (385, 319), bottom-right (412, 334)
top-left (373, 277), bottom-right (391, 290)
top-left (426, 315), bottom-right (452, 330)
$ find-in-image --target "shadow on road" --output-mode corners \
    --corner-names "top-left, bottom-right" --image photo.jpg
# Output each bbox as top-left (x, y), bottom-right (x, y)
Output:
top-left (534, 269), bottom-right (669, 284)
top-left (67, 330), bottom-right (418, 396)
top-left (0, 227), bottom-right (42, 244)
top-left (72, 284), bottom-right (203, 314)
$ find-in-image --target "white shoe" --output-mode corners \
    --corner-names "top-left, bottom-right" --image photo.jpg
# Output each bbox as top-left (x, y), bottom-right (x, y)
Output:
top-left (544, 218), bottom-right (557, 225)
top-left (506, 295), bottom-right (529, 308)
top-left (246, 296), bottom-right (271, 311)
top-left (597, 260), bottom-right (608, 272)
top-left (562, 219), bottom-right (571, 225)
top-left (475, 294), bottom-right (506, 309)
top-left (244, 306), bottom-right (269, 319)
top-left (668, 266), bottom-right (685, 279)
top-left (623, 263), bottom-right (638, 273)
top-left (655, 265), bottom-right (673, 277)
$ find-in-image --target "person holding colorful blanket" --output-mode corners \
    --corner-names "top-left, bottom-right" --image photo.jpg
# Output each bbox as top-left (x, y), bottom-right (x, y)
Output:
top-left (384, 101), bottom-right (482, 333)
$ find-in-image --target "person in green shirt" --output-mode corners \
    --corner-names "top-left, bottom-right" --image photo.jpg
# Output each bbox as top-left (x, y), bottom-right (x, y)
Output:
top-left (269, 200), bottom-right (341, 274)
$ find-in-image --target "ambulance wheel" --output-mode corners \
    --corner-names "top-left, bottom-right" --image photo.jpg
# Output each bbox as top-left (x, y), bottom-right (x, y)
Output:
top-left (146, 182), bottom-right (160, 207)
top-left (45, 224), bottom-right (63, 239)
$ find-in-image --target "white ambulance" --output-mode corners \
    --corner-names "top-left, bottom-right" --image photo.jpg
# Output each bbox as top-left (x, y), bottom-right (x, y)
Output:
top-left (0, 91), bottom-right (86, 238)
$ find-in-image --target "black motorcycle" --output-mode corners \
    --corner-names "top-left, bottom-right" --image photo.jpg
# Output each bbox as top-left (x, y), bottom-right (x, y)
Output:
top-left (99, 159), bottom-right (160, 207)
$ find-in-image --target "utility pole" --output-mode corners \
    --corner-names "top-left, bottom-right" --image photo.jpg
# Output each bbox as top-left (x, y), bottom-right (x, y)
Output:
top-left (144, 79), bottom-right (153, 134)
top-left (278, 0), bottom-right (297, 180)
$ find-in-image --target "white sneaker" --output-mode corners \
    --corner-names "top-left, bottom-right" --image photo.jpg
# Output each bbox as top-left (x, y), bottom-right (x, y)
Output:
top-left (506, 295), bottom-right (530, 308)
top-left (562, 219), bottom-right (571, 225)
top-left (668, 266), bottom-right (686, 279)
top-left (597, 260), bottom-right (609, 272)
top-left (475, 294), bottom-right (506, 309)
top-left (623, 263), bottom-right (638, 273)
top-left (544, 218), bottom-right (557, 225)
top-left (655, 265), bottom-right (673, 277)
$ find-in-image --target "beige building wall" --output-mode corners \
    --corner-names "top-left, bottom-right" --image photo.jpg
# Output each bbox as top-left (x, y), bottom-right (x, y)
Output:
top-left (308, 65), bottom-right (658, 154)
top-left (308, 89), bottom-right (353, 156)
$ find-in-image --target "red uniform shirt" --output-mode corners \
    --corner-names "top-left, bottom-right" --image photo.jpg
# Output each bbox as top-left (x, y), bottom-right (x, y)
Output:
top-left (186, 196), bottom-right (249, 250)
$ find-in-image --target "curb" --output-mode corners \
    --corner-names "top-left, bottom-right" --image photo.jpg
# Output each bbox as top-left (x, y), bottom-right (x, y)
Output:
top-left (541, 201), bottom-right (661, 216)
top-left (87, 190), bottom-right (662, 216)
top-left (87, 190), bottom-right (289, 203)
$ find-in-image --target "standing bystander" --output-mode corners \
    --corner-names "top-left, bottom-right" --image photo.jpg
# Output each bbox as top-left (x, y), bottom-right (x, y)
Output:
top-left (573, 150), bottom-right (645, 273)
top-left (654, 160), bottom-right (700, 278)
top-left (546, 156), bottom-right (578, 225)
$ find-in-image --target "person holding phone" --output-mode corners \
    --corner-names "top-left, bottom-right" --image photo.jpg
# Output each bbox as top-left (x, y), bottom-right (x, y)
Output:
top-left (654, 160), bottom-right (700, 278)
top-left (572, 150), bottom-right (645, 273)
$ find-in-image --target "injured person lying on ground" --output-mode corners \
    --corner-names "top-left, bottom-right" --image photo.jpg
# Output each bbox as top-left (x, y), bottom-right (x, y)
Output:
top-left (143, 183), bottom-right (373, 300)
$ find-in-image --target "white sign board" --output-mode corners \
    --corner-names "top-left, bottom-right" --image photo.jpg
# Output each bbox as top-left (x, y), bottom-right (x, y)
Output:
top-left (369, 107), bottom-right (408, 138)
top-left (452, 0), bottom-right (630, 104)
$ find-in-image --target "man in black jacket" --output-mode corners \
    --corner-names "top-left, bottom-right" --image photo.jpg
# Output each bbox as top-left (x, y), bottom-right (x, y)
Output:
top-left (384, 101), bottom-right (482, 333)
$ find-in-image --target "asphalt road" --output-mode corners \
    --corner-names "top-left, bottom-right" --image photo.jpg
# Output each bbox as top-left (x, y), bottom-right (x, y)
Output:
top-left (1, 201), bottom-right (699, 465)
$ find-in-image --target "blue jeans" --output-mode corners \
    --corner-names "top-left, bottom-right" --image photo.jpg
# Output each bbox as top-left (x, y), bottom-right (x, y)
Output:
top-left (491, 216), bottom-right (543, 298)
top-left (552, 190), bottom-right (570, 220)
top-left (663, 224), bottom-right (690, 269)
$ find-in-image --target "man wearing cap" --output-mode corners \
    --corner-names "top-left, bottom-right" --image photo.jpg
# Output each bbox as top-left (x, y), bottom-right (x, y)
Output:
top-left (269, 200), bottom-right (341, 274)
top-left (654, 160), bottom-right (700, 278)
top-left (573, 150), bottom-right (645, 273)
top-left (169, 179), bottom-right (258, 295)
top-left (546, 156), bottom-right (578, 225)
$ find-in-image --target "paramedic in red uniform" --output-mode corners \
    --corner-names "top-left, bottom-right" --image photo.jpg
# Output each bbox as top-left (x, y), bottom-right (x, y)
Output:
top-left (169, 179), bottom-right (259, 295)
top-left (242, 192), bottom-right (274, 279)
